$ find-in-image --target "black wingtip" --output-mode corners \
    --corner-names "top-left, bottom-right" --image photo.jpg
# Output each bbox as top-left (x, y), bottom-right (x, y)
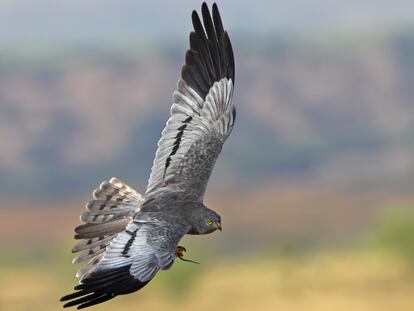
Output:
top-left (61, 290), bottom-right (88, 302)
top-left (212, 4), bottom-right (223, 28)
top-left (76, 293), bottom-right (115, 309)
top-left (61, 266), bottom-right (150, 309)
top-left (183, 2), bottom-right (234, 99)
top-left (201, 2), bottom-right (209, 15)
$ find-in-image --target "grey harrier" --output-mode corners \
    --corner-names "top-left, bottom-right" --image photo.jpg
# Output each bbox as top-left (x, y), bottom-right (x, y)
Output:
top-left (61, 2), bottom-right (235, 309)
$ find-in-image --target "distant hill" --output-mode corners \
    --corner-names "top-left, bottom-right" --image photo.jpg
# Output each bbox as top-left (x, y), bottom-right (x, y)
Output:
top-left (1, 32), bottom-right (414, 199)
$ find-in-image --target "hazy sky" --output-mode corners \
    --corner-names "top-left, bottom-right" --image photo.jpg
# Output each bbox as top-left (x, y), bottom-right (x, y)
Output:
top-left (1, 0), bottom-right (413, 44)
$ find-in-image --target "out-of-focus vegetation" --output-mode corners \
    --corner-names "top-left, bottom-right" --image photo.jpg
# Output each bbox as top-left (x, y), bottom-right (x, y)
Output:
top-left (368, 205), bottom-right (414, 263)
top-left (1, 245), bottom-right (414, 310)
top-left (1, 32), bottom-right (414, 198)
top-left (1, 201), bottom-right (414, 311)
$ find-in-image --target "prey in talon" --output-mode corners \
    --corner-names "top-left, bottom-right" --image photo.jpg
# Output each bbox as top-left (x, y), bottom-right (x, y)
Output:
top-left (175, 246), bottom-right (200, 264)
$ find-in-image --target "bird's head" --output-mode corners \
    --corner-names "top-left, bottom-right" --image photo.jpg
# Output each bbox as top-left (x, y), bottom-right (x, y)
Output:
top-left (205, 211), bottom-right (222, 233)
top-left (191, 207), bottom-right (222, 234)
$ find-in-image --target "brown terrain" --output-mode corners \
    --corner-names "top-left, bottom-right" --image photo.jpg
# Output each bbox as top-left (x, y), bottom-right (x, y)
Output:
top-left (2, 185), bottom-right (413, 250)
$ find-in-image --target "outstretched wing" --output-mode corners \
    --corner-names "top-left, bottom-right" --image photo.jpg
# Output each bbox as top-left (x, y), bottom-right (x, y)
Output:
top-left (61, 219), bottom-right (189, 309)
top-left (146, 2), bottom-right (235, 201)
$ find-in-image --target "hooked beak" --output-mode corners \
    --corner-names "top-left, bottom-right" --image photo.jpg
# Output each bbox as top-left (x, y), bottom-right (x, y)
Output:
top-left (214, 221), bottom-right (222, 231)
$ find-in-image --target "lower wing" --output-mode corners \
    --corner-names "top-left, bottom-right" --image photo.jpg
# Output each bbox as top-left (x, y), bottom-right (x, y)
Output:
top-left (61, 219), bottom-right (189, 309)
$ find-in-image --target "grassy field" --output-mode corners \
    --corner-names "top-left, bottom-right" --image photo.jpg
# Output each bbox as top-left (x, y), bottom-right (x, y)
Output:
top-left (1, 194), bottom-right (413, 310)
top-left (1, 246), bottom-right (414, 311)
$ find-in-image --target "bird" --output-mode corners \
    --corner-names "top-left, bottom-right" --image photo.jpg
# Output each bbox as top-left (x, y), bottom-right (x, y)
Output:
top-left (60, 2), bottom-right (235, 309)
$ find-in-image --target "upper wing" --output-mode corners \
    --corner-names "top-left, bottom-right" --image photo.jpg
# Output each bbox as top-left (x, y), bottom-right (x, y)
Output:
top-left (145, 2), bottom-right (235, 200)
top-left (61, 219), bottom-right (189, 309)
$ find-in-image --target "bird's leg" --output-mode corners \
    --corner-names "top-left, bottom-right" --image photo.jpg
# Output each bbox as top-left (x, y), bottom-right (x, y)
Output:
top-left (175, 246), bottom-right (200, 264)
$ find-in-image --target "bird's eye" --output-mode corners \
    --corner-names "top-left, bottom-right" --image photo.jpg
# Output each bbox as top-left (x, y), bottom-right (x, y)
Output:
top-left (207, 220), bottom-right (213, 225)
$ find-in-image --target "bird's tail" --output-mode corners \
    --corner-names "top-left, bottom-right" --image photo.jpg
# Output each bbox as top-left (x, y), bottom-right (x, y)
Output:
top-left (71, 177), bottom-right (144, 279)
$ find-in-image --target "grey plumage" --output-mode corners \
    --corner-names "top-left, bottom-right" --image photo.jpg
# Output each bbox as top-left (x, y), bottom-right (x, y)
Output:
top-left (61, 2), bottom-right (235, 309)
top-left (70, 177), bottom-right (143, 278)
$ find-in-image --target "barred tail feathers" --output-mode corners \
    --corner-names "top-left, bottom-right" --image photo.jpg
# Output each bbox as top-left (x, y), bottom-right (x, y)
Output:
top-left (72, 177), bottom-right (143, 279)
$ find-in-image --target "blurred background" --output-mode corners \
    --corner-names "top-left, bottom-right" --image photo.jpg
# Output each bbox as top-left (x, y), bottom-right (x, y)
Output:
top-left (1, 0), bottom-right (414, 310)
